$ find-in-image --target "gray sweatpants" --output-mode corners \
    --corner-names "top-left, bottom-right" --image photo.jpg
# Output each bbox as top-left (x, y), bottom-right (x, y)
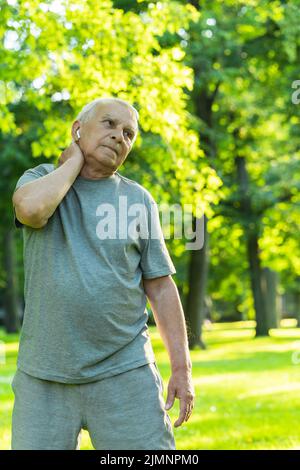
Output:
top-left (11, 362), bottom-right (176, 450)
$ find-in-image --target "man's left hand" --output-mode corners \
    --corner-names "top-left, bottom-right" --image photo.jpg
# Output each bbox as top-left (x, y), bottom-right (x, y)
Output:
top-left (165, 368), bottom-right (196, 427)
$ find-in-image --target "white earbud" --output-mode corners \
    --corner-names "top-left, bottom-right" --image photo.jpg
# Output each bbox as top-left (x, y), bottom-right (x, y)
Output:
top-left (76, 129), bottom-right (81, 139)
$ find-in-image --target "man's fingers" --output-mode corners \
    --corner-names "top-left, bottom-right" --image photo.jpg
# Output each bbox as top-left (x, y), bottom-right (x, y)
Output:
top-left (165, 376), bottom-right (196, 426)
top-left (165, 400), bottom-right (174, 410)
top-left (174, 399), bottom-right (188, 427)
top-left (184, 402), bottom-right (194, 422)
top-left (165, 383), bottom-right (176, 410)
top-left (174, 396), bottom-right (195, 427)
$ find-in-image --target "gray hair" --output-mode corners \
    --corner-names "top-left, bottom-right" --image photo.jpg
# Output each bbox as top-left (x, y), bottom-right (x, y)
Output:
top-left (76, 97), bottom-right (139, 126)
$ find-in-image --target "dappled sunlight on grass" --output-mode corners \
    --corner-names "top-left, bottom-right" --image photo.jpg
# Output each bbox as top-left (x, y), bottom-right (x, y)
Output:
top-left (80, 430), bottom-right (93, 450)
top-left (270, 328), bottom-right (300, 339)
top-left (0, 342), bottom-right (19, 354)
top-left (204, 320), bottom-right (256, 330)
top-left (237, 382), bottom-right (300, 398)
top-left (279, 319), bottom-right (298, 328)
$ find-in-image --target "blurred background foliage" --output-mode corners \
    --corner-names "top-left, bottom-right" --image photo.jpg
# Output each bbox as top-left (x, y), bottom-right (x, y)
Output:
top-left (0, 0), bottom-right (300, 345)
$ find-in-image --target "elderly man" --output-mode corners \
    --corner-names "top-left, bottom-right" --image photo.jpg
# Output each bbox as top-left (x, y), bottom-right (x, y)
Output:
top-left (11, 97), bottom-right (195, 450)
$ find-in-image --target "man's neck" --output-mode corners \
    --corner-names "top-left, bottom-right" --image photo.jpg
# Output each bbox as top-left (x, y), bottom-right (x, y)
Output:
top-left (79, 164), bottom-right (116, 180)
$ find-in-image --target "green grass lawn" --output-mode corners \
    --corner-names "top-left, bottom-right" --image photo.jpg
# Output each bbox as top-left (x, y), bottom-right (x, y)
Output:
top-left (1, 320), bottom-right (300, 450)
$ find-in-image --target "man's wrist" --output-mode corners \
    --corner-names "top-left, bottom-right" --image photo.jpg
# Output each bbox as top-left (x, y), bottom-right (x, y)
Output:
top-left (171, 362), bottom-right (192, 373)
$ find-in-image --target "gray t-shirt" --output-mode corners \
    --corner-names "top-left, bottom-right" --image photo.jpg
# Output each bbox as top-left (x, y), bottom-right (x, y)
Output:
top-left (13, 163), bottom-right (176, 384)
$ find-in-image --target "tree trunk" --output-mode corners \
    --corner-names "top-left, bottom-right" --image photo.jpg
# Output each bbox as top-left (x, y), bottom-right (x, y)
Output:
top-left (184, 80), bottom-right (217, 349)
top-left (235, 155), bottom-right (269, 336)
top-left (185, 215), bottom-right (209, 349)
top-left (294, 292), bottom-right (300, 328)
top-left (261, 267), bottom-right (279, 329)
top-left (247, 233), bottom-right (269, 336)
top-left (292, 276), bottom-right (300, 327)
top-left (3, 228), bottom-right (21, 333)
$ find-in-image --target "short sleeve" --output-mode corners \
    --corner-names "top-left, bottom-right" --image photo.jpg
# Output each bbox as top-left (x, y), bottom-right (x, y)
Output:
top-left (139, 192), bottom-right (176, 279)
top-left (12, 163), bottom-right (55, 229)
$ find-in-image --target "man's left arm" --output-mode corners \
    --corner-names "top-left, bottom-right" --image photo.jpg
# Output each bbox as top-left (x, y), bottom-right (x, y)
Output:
top-left (143, 274), bottom-right (196, 428)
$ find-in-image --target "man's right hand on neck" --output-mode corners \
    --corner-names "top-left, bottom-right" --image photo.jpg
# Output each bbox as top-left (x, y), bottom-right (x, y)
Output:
top-left (57, 142), bottom-right (85, 169)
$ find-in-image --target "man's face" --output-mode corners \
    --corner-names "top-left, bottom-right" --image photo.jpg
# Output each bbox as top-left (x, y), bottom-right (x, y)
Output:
top-left (72, 102), bottom-right (138, 171)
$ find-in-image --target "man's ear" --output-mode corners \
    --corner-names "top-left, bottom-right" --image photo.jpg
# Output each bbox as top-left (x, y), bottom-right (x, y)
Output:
top-left (71, 120), bottom-right (80, 142)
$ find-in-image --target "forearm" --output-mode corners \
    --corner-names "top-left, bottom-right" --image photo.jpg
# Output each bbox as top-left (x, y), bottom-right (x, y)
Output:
top-left (13, 158), bottom-right (82, 225)
top-left (148, 280), bottom-right (192, 373)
